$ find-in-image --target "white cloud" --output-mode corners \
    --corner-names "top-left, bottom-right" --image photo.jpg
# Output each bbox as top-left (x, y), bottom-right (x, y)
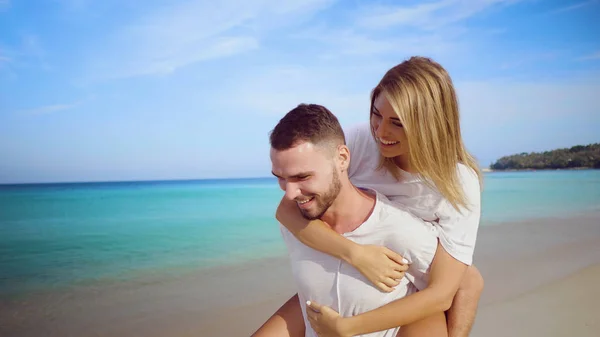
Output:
top-left (577, 51), bottom-right (600, 61)
top-left (499, 51), bottom-right (561, 69)
top-left (0, 51), bottom-right (10, 64)
top-left (292, 28), bottom-right (462, 58)
top-left (54, 0), bottom-right (88, 10)
top-left (549, 0), bottom-right (597, 14)
top-left (457, 79), bottom-right (600, 124)
top-left (456, 77), bottom-right (600, 163)
top-left (17, 101), bottom-right (81, 115)
top-left (219, 64), bottom-right (372, 123)
top-left (282, 0), bottom-right (521, 67)
top-left (357, 0), bottom-right (523, 30)
top-left (86, 0), bottom-right (336, 80)
top-left (0, 34), bottom-right (50, 71)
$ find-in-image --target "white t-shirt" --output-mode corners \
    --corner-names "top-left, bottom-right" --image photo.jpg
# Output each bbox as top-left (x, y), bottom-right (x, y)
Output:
top-left (281, 189), bottom-right (438, 337)
top-left (345, 122), bottom-right (482, 265)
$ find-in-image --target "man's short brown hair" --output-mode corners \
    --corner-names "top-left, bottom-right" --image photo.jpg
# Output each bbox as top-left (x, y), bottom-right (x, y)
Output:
top-left (269, 104), bottom-right (346, 151)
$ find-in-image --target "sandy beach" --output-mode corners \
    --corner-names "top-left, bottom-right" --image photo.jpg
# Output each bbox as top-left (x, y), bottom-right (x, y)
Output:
top-left (1, 212), bottom-right (599, 337)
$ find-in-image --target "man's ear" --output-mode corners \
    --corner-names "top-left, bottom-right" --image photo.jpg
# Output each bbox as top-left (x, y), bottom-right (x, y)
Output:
top-left (338, 145), bottom-right (350, 172)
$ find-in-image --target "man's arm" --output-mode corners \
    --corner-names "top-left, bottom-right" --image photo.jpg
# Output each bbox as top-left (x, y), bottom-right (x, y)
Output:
top-left (251, 294), bottom-right (305, 337)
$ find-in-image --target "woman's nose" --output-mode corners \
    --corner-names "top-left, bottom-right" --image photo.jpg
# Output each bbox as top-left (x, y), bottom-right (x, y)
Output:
top-left (375, 120), bottom-right (389, 138)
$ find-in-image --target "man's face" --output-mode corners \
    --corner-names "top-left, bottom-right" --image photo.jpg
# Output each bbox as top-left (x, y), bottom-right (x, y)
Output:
top-left (270, 141), bottom-right (342, 220)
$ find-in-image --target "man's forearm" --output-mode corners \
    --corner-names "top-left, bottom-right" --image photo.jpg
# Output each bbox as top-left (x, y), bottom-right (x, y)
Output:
top-left (251, 294), bottom-right (305, 337)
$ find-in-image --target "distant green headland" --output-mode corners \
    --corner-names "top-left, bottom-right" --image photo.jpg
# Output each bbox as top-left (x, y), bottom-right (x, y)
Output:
top-left (489, 143), bottom-right (600, 171)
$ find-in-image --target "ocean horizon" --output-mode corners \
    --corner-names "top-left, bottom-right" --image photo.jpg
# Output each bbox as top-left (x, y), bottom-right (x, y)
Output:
top-left (2, 167), bottom-right (597, 186)
top-left (2, 170), bottom-right (600, 299)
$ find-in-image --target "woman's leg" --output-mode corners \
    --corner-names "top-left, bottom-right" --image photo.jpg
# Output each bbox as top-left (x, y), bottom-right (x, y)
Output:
top-left (446, 265), bottom-right (485, 337)
top-left (397, 311), bottom-right (448, 337)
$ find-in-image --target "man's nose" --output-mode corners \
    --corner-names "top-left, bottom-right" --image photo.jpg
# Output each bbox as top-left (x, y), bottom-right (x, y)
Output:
top-left (283, 182), bottom-right (300, 201)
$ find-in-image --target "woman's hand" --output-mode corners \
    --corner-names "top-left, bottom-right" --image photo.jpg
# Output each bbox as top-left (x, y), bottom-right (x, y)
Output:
top-left (349, 244), bottom-right (409, 292)
top-left (276, 197), bottom-right (306, 226)
top-left (276, 197), bottom-right (409, 293)
top-left (306, 301), bottom-right (352, 337)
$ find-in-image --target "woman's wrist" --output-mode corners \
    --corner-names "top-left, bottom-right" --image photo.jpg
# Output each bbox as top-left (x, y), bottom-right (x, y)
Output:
top-left (344, 241), bottom-right (364, 265)
top-left (340, 315), bottom-right (362, 336)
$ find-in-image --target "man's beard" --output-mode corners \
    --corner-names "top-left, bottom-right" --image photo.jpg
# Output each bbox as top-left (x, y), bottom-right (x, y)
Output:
top-left (298, 169), bottom-right (342, 220)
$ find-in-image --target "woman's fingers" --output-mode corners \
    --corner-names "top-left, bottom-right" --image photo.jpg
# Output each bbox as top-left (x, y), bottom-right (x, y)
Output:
top-left (383, 247), bottom-right (409, 266)
top-left (376, 282), bottom-right (394, 293)
top-left (382, 277), bottom-right (400, 288)
top-left (394, 262), bottom-right (409, 272)
top-left (391, 270), bottom-right (405, 280)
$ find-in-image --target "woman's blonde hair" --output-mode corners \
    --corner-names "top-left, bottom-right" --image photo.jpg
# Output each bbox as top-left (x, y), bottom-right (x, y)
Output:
top-left (370, 56), bottom-right (482, 211)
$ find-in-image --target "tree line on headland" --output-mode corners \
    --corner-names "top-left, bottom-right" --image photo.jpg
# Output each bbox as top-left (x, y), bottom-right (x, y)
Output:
top-left (490, 143), bottom-right (600, 170)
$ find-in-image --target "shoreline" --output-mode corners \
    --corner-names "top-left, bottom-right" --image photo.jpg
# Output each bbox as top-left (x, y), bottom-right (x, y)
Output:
top-left (483, 167), bottom-right (598, 173)
top-left (1, 211), bottom-right (600, 336)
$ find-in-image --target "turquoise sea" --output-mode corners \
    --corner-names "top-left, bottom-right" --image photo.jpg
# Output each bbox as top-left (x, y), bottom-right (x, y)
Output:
top-left (1, 170), bottom-right (600, 299)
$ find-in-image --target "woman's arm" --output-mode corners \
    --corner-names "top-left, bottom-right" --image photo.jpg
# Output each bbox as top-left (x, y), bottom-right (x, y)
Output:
top-left (307, 242), bottom-right (467, 336)
top-left (276, 197), bottom-right (408, 292)
top-left (346, 243), bottom-right (466, 334)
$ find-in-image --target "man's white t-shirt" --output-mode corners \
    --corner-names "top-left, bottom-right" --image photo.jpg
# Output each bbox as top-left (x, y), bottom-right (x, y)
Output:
top-left (280, 189), bottom-right (438, 337)
top-left (345, 122), bottom-right (482, 265)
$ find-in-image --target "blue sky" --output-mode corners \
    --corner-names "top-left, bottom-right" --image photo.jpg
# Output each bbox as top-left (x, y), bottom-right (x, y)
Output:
top-left (1, 0), bottom-right (599, 183)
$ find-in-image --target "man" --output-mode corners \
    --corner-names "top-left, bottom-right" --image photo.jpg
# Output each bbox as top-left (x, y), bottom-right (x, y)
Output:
top-left (252, 104), bottom-right (445, 337)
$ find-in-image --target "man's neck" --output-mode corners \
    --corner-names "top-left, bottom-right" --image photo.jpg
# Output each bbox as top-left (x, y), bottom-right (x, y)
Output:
top-left (320, 183), bottom-right (376, 234)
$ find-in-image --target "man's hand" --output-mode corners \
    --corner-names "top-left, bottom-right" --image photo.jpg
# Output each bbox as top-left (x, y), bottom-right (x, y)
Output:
top-left (306, 301), bottom-right (352, 337)
top-left (349, 244), bottom-right (409, 292)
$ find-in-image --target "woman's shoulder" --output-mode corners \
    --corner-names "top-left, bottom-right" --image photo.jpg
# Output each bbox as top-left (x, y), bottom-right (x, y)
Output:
top-left (455, 163), bottom-right (482, 191)
top-left (345, 122), bottom-right (379, 164)
top-left (433, 163), bottom-right (482, 218)
top-left (344, 122), bottom-right (372, 145)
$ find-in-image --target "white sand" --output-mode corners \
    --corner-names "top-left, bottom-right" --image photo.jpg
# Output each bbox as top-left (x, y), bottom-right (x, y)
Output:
top-left (1, 212), bottom-right (599, 337)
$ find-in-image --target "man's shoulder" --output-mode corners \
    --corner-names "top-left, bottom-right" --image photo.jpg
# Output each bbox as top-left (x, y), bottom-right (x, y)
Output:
top-left (373, 190), bottom-right (422, 222)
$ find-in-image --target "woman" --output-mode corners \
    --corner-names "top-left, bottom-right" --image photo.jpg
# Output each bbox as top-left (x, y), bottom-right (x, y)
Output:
top-left (255, 56), bottom-right (484, 337)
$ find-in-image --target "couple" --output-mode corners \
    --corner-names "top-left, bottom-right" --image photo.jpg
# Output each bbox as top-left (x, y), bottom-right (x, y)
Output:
top-left (253, 57), bottom-right (484, 337)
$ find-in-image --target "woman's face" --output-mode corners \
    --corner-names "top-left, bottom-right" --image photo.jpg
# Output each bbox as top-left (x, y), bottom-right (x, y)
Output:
top-left (370, 94), bottom-right (409, 159)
